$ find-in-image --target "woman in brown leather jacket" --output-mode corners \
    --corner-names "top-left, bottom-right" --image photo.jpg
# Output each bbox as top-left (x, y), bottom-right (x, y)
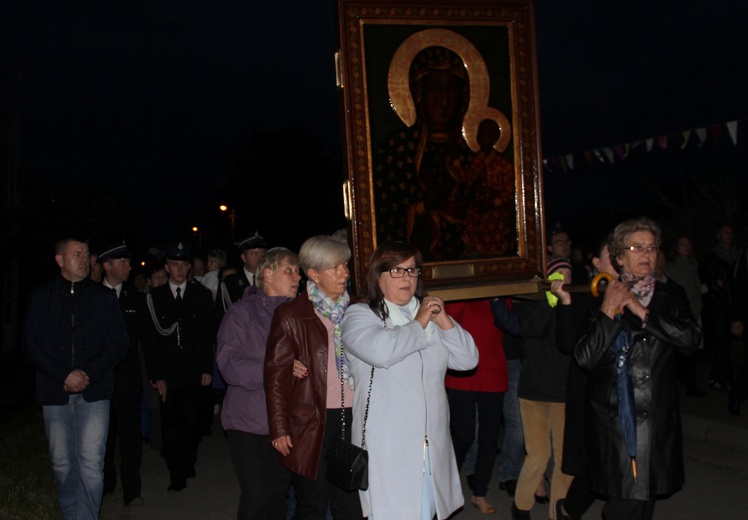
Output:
top-left (264, 235), bottom-right (363, 520)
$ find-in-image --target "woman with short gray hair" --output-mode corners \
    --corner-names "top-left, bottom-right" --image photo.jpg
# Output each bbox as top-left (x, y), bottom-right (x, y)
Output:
top-left (265, 235), bottom-right (363, 519)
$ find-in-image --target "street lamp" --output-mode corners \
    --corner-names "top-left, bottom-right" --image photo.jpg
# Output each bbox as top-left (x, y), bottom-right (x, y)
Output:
top-left (219, 205), bottom-right (237, 239)
top-left (192, 226), bottom-right (203, 255)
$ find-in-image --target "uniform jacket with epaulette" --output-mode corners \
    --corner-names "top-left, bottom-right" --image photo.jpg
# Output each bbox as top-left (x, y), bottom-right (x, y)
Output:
top-left (142, 282), bottom-right (216, 389)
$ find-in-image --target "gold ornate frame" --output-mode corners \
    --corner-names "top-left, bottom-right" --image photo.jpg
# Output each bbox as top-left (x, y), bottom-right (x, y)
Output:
top-left (336, 0), bottom-right (545, 299)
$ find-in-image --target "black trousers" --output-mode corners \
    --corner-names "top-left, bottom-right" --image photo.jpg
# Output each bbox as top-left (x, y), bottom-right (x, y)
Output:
top-left (161, 385), bottom-right (200, 485)
top-left (703, 303), bottom-right (735, 386)
top-left (291, 408), bottom-right (363, 520)
top-left (139, 351), bottom-right (162, 450)
top-left (227, 429), bottom-right (290, 520)
top-left (198, 384), bottom-right (214, 436)
top-left (103, 389), bottom-right (142, 502)
top-left (563, 476), bottom-right (597, 518)
top-left (602, 496), bottom-right (655, 520)
top-left (447, 388), bottom-right (504, 497)
top-left (732, 341), bottom-right (748, 401)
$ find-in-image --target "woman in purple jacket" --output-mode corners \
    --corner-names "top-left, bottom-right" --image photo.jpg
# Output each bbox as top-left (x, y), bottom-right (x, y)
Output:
top-left (216, 247), bottom-right (302, 519)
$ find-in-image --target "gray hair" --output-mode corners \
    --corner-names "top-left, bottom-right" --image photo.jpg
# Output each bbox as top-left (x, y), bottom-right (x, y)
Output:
top-left (331, 228), bottom-right (348, 243)
top-left (255, 247), bottom-right (299, 291)
top-left (610, 216), bottom-right (662, 260)
top-left (298, 235), bottom-right (351, 273)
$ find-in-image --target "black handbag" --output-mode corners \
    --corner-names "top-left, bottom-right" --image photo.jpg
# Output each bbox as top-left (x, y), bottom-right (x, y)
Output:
top-left (324, 350), bottom-right (374, 493)
top-left (325, 437), bottom-right (369, 492)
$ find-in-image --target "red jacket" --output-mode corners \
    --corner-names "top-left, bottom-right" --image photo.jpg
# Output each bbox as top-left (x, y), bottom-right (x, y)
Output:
top-left (444, 299), bottom-right (508, 392)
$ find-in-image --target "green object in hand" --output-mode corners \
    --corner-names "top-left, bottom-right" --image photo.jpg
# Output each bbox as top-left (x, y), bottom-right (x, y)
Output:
top-left (545, 271), bottom-right (566, 308)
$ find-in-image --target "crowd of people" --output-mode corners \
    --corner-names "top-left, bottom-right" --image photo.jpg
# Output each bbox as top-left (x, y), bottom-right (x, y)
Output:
top-left (21, 214), bottom-right (748, 520)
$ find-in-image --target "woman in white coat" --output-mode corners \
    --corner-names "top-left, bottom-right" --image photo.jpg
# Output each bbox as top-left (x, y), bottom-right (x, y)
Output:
top-left (342, 240), bottom-right (478, 520)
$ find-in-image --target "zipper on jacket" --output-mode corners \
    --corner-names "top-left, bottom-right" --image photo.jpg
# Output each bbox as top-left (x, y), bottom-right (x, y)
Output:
top-left (423, 434), bottom-right (430, 476)
top-left (420, 350), bottom-right (430, 475)
top-left (70, 281), bottom-right (76, 365)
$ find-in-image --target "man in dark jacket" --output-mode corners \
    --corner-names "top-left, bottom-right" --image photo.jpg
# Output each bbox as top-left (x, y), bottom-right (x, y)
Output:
top-left (217, 232), bottom-right (267, 313)
top-left (141, 242), bottom-right (216, 492)
top-left (700, 223), bottom-right (741, 389)
top-left (100, 240), bottom-right (147, 507)
top-left (23, 237), bottom-right (128, 520)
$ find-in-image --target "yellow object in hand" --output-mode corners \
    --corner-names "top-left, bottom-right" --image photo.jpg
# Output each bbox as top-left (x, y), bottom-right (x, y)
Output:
top-left (545, 271), bottom-right (566, 308)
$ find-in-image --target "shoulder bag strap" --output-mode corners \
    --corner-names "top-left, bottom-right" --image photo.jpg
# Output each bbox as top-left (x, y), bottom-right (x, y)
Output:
top-left (338, 344), bottom-right (374, 449)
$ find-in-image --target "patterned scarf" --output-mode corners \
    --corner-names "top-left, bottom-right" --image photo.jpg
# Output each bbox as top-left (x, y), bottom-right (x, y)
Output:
top-left (619, 271), bottom-right (656, 307)
top-left (306, 280), bottom-right (353, 389)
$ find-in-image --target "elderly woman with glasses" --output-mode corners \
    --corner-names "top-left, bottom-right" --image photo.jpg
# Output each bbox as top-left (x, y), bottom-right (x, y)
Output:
top-left (342, 240), bottom-right (478, 520)
top-left (574, 217), bottom-right (701, 520)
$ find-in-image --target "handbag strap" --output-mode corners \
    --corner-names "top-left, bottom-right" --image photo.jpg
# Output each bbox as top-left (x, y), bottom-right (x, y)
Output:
top-left (338, 345), bottom-right (374, 448)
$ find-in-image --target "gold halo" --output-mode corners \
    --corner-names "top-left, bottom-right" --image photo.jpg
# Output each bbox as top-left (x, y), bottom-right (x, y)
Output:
top-left (387, 28), bottom-right (511, 153)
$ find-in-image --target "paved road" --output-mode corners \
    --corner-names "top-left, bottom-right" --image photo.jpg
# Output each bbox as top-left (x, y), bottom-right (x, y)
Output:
top-left (100, 364), bottom-right (748, 520)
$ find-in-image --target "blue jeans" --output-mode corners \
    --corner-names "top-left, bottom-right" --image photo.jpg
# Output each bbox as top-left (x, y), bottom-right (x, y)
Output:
top-left (44, 396), bottom-right (110, 520)
top-left (498, 359), bottom-right (523, 483)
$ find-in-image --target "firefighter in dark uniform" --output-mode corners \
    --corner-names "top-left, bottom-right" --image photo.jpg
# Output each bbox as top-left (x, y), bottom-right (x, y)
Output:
top-left (141, 242), bottom-right (216, 492)
top-left (100, 240), bottom-right (147, 507)
top-left (217, 231), bottom-right (267, 313)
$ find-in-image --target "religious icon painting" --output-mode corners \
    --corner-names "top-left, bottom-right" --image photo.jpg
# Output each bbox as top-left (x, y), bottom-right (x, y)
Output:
top-left (336, 0), bottom-right (545, 299)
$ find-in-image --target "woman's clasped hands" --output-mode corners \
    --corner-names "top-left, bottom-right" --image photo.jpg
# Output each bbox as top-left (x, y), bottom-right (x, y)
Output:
top-left (416, 296), bottom-right (454, 330)
top-left (601, 280), bottom-right (647, 321)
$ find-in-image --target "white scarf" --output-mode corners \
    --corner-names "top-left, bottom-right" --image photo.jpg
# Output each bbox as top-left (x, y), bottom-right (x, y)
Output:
top-left (383, 297), bottom-right (433, 341)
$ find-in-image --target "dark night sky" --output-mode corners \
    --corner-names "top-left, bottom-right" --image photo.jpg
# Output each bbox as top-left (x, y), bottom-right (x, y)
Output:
top-left (535, 2), bottom-right (748, 153)
top-left (2, 1), bottom-right (748, 255)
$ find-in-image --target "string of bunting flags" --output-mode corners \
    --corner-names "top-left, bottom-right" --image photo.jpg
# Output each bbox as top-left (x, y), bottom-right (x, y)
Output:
top-left (542, 118), bottom-right (745, 173)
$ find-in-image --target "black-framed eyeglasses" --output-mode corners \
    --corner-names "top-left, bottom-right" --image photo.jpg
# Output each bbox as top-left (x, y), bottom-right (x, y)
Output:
top-left (625, 245), bottom-right (658, 254)
top-left (552, 239), bottom-right (571, 245)
top-left (384, 266), bottom-right (422, 278)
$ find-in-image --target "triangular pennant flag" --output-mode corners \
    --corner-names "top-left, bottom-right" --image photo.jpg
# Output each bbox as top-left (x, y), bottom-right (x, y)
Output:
top-left (695, 128), bottom-right (707, 146)
top-left (543, 159), bottom-right (553, 173)
top-left (680, 130), bottom-right (691, 149)
top-left (726, 121), bottom-right (738, 145)
top-left (565, 154), bottom-right (574, 170)
top-left (540, 118), bottom-right (747, 163)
